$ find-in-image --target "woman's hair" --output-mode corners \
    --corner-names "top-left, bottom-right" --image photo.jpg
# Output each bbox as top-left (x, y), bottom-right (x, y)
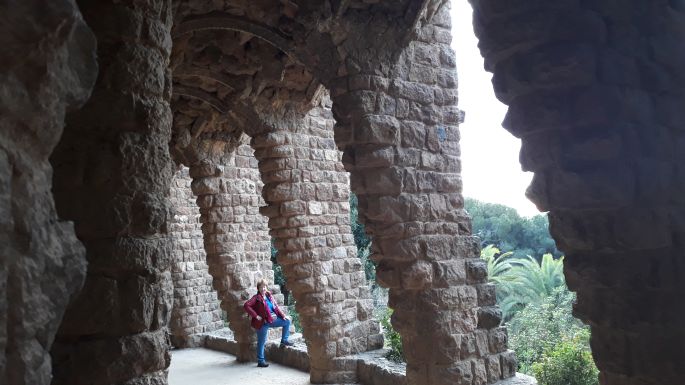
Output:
top-left (256, 279), bottom-right (268, 291)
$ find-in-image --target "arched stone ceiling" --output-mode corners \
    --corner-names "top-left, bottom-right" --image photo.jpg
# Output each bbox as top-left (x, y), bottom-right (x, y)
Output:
top-left (168, 0), bottom-right (438, 166)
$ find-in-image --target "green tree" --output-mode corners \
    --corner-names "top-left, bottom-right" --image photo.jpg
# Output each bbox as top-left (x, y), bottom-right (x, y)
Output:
top-left (466, 198), bottom-right (560, 259)
top-left (481, 246), bottom-right (566, 321)
top-left (480, 245), bottom-right (520, 319)
top-left (480, 245), bottom-right (514, 284)
top-left (501, 254), bottom-right (565, 314)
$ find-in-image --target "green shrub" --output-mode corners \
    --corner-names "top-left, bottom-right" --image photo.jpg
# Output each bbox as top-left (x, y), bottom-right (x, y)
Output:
top-left (507, 286), bottom-right (585, 374)
top-left (532, 330), bottom-right (599, 385)
top-left (380, 308), bottom-right (403, 362)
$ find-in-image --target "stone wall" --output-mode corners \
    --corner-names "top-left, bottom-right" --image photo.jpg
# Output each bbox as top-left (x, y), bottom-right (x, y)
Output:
top-left (169, 167), bottom-right (223, 347)
top-left (469, 1), bottom-right (685, 384)
top-left (0, 1), bottom-right (96, 384)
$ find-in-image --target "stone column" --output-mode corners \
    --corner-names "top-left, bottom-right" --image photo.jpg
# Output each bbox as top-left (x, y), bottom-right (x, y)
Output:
top-left (470, 1), bottom-right (685, 384)
top-left (190, 143), bottom-right (275, 362)
top-left (251, 105), bottom-right (383, 384)
top-left (0, 1), bottom-right (96, 384)
top-left (329, 3), bottom-right (512, 385)
top-left (169, 167), bottom-right (223, 347)
top-left (48, 1), bottom-right (175, 384)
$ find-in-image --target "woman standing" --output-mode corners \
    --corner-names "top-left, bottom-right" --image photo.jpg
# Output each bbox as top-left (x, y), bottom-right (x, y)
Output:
top-left (243, 279), bottom-right (294, 367)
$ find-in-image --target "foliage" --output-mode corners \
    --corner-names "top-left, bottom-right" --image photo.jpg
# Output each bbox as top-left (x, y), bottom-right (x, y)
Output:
top-left (532, 329), bottom-right (599, 385)
top-left (480, 245), bottom-right (519, 319)
top-left (286, 293), bottom-right (302, 333)
top-left (500, 253), bottom-right (565, 318)
top-left (507, 286), bottom-right (587, 374)
top-left (350, 193), bottom-right (375, 282)
top-left (466, 198), bottom-right (560, 259)
top-left (481, 246), bottom-right (566, 321)
top-left (380, 307), bottom-right (403, 363)
top-left (480, 245), bottom-right (514, 285)
top-left (271, 243), bottom-right (287, 293)
top-left (350, 193), bottom-right (370, 251)
top-left (473, 200), bottom-right (598, 384)
top-left (357, 245), bottom-right (376, 283)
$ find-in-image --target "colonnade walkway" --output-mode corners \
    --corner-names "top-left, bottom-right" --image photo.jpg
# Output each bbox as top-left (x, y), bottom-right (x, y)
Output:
top-left (169, 348), bottom-right (311, 385)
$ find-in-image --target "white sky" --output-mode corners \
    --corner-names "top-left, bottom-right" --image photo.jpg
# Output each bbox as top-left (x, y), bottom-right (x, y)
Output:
top-left (449, 1), bottom-right (541, 217)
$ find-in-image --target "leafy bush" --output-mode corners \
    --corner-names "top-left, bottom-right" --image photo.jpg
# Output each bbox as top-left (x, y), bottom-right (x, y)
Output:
top-left (380, 308), bottom-right (403, 362)
top-left (532, 330), bottom-right (599, 385)
top-left (507, 286), bottom-right (586, 374)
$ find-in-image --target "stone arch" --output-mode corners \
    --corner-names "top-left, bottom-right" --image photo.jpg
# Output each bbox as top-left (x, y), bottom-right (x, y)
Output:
top-left (249, 100), bottom-right (383, 383)
top-left (173, 13), bottom-right (296, 59)
top-left (183, 135), bottom-right (280, 362)
top-left (325, 2), bottom-right (512, 385)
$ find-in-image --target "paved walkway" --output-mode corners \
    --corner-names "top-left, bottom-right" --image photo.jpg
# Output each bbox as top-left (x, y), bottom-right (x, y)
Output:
top-left (169, 348), bottom-right (311, 385)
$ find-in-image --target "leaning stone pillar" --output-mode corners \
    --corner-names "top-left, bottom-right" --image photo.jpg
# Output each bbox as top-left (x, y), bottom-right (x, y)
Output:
top-left (168, 166), bottom-right (223, 347)
top-left (251, 105), bottom-right (383, 384)
top-left (329, 3), bottom-right (512, 385)
top-left (470, 1), bottom-right (685, 384)
top-left (0, 1), bottom-right (96, 384)
top-left (189, 143), bottom-right (274, 362)
top-left (49, 1), bottom-right (175, 384)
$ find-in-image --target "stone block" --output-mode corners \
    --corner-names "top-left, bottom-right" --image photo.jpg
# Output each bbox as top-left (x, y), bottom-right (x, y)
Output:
top-left (488, 327), bottom-right (509, 354)
top-left (355, 115), bottom-right (400, 145)
top-left (478, 307), bottom-right (503, 329)
top-left (500, 350), bottom-right (518, 379)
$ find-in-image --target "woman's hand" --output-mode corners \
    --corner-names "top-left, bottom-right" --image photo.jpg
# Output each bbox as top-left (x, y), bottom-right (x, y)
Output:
top-left (256, 315), bottom-right (262, 321)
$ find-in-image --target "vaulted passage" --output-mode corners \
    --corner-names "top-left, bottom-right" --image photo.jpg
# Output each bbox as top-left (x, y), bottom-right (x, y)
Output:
top-left (3, 1), bottom-right (685, 385)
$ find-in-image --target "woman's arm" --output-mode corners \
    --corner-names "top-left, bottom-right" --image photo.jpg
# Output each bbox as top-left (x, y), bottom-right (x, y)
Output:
top-left (243, 295), bottom-right (260, 319)
top-left (270, 294), bottom-right (287, 319)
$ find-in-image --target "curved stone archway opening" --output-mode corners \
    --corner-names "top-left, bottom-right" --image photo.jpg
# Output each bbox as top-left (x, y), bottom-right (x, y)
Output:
top-left (249, 99), bottom-right (384, 383)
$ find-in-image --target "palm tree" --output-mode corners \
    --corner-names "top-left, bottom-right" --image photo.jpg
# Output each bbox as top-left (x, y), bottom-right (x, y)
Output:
top-left (506, 254), bottom-right (565, 303)
top-left (481, 246), bottom-right (566, 321)
top-left (480, 245), bottom-right (514, 283)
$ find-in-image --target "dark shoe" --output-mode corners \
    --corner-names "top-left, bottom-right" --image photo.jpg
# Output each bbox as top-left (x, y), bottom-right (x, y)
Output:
top-left (280, 340), bottom-right (294, 348)
top-left (257, 361), bottom-right (269, 368)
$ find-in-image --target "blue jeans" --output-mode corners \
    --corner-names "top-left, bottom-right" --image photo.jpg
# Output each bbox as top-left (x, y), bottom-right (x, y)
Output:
top-left (256, 317), bottom-right (291, 363)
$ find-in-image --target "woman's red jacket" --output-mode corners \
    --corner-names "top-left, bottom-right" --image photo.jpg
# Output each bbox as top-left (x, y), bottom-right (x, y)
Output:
top-left (243, 292), bottom-right (286, 330)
